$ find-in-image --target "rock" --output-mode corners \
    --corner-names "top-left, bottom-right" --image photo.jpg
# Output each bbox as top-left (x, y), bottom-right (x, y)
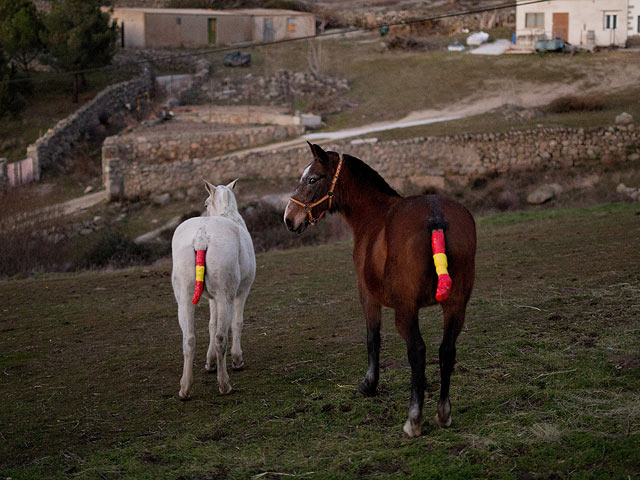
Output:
top-left (615, 112), bottom-right (633, 125)
top-left (527, 184), bottom-right (562, 204)
top-left (628, 153), bottom-right (640, 162)
top-left (84, 185), bottom-right (94, 194)
top-left (152, 192), bottom-right (171, 206)
top-left (93, 216), bottom-right (103, 225)
top-left (300, 114), bottom-right (322, 130)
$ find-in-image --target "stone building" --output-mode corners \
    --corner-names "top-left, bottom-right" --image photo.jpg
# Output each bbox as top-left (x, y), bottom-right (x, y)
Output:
top-left (106, 7), bottom-right (316, 48)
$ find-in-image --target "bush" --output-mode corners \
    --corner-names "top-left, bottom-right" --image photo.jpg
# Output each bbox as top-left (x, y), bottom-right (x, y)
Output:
top-left (547, 95), bottom-right (604, 113)
top-left (82, 229), bottom-right (156, 269)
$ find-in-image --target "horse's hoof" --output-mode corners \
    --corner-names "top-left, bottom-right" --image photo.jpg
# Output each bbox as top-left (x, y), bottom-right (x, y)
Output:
top-left (402, 418), bottom-right (422, 438)
top-left (178, 390), bottom-right (191, 401)
top-left (232, 358), bottom-right (245, 371)
top-left (357, 380), bottom-right (377, 397)
top-left (205, 362), bottom-right (217, 372)
top-left (218, 383), bottom-right (232, 395)
top-left (435, 413), bottom-right (452, 428)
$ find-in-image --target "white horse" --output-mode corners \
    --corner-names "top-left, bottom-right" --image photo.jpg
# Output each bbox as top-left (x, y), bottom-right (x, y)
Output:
top-left (171, 179), bottom-right (256, 399)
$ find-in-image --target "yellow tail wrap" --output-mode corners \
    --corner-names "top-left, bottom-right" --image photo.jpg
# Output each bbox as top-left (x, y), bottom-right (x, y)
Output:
top-left (433, 253), bottom-right (449, 276)
top-left (195, 265), bottom-right (205, 282)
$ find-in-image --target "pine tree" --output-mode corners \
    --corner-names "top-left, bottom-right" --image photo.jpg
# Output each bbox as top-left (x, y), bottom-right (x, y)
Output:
top-left (42, 0), bottom-right (117, 102)
top-left (0, 0), bottom-right (44, 71)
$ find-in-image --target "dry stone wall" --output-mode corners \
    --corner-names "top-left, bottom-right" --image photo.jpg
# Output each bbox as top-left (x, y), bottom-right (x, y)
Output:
top-left (103, 124), bottom-right (640, 200)
top-left (195, 71), bottom-right (349, 105)
top-left (27, 66), bottom-right (154, 176)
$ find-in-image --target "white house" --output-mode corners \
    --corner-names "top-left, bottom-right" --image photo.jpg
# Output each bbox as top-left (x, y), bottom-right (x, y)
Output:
top-left (516, 0), bottom-right (632, 49)
top-left (629, 0), bottom-right (640, 36)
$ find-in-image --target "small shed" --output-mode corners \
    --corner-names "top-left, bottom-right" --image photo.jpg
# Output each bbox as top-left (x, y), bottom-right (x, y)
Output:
top-left (515, 0), bottom-right (628, 49)
top-left (107, 7), bottom-right (315, 48)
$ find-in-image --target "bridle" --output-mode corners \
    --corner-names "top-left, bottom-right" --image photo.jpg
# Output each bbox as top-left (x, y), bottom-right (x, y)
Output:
top-left (289, 155), bottom-right (344, 225)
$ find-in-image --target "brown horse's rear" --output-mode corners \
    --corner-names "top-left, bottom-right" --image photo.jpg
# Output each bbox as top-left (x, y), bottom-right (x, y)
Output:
top-left (384, 195), bottom-right (476, 309)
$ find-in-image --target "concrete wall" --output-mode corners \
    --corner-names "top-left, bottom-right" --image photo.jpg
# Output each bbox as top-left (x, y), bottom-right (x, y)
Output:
top-left (251, 13), bottom-right (315, 42)
top-left (102, 124), bottom-right (640, 201)
top-left (118, 9), bottom-right (145, 48)
top-left (629, 0), bottom-right (640, 35)
top-left (516, 0), bottom-right (628, 48)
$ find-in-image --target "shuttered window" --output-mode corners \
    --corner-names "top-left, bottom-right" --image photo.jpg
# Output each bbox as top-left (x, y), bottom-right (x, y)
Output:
top-left (525, 13), bottom-right (544, 28)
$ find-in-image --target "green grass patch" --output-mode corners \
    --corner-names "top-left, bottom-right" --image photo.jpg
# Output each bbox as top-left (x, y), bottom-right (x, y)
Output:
top-left (1, 202), bottom-right (639, 478)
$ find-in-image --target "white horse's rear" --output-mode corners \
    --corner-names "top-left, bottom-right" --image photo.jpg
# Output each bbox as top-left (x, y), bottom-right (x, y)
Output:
top-left (171, 180), bottom-right (255, 399)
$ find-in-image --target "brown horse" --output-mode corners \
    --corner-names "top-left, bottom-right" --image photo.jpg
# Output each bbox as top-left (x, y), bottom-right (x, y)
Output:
top-left (284, 143), bottom-right (476, 437)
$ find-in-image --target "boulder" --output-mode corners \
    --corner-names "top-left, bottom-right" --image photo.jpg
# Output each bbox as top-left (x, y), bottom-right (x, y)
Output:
top-left (527, 184), bottom-right (562, 204)
top-left (152, 192), bottom-right (171, 206)
top-left (615, 112), bottom-right (633, 125)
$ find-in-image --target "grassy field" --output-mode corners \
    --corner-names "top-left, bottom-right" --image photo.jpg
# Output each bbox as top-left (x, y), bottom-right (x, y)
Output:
top-left (1, 202), bottom-right (639, 479)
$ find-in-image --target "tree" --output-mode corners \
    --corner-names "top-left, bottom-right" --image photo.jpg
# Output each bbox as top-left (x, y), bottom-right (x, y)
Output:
top-left (0, 0), bottom-right (44, 72)
top-left (42, 0), bottom-right (117, 102)
top-left (0, 47), bottom-right (29, 118)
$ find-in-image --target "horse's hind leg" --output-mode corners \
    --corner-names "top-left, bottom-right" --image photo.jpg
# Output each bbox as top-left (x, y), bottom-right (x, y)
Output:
top-left (178, 301), bottom-right (196, 400)
top-left (436, 302), bottom-right (466, 428)
top-left (231, 293), bottom-right (248, 370)
top-left (205, 299), bottom-right (217, 372)
top-left (395, 307), bottom-right (426, 437)
top-left (214, 295), bottom-right (234, 394)
top-left (358, 285), bottom-right (381, 396)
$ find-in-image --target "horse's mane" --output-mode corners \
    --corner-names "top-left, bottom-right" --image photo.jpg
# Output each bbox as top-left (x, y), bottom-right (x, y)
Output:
top-left (342, 153), bottom-right (401, 198)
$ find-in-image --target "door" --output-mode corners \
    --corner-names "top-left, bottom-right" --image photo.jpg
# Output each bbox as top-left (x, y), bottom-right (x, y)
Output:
top-left (552, 12), bottom-right (568, 41)
top-left (264, 18), bottom-right (274, 42)
top-left (208, 18), bottom-right (216, 45)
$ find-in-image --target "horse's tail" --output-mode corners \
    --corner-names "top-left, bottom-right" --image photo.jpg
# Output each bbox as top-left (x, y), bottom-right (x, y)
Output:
top-left (192, 227), bottom-right (208, 305)
top-left (430, 221), bottom-right (452, 302)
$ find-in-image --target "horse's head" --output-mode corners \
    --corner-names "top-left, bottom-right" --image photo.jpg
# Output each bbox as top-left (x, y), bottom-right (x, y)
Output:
top-left (203, 179), bottom-right (239, 217)
top-left (284, 142), bottom-right (342, 234)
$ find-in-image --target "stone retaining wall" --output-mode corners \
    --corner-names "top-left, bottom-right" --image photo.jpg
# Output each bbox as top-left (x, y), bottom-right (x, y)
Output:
top-left (103, 124), bottom-right (640, 200)
top-left (194, 70), bottom-right (349, 105)
top-left (103, 122), bottom-right (304, 169)
top-left (27, 66), bottom-right (155, 175)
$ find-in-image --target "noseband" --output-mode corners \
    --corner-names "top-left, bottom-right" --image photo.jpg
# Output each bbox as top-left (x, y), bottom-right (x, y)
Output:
top-left (289, 156), bottom-right (344, 225)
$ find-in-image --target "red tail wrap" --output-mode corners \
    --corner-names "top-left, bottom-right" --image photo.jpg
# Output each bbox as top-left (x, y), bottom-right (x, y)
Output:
top-left (192, 249), bottom-right (206, 305)
top-left (431, 229), bottom-right (452, 302)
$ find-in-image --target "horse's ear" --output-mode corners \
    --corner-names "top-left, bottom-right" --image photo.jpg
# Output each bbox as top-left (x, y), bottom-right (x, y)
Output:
top-left (308, 142), bottom-right (330, 165)
top-left (226, 178), bottom-right (238, 190)
top-left (204, 180), bottom-right (216, 196)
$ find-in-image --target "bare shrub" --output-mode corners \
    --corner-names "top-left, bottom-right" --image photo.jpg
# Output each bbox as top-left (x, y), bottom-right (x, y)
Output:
top-left (547, 95), bottom-right (604, 113)
top-left (242, 201), bottom-right (350, 253)
top-left (0, 218), bottom-right (72, 277)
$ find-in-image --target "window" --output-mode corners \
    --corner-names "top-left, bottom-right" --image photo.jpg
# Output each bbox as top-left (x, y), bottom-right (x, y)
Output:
top-left (604, 14), bottom-right (617, 30)
top-left (525, 12), bottom-right (544, 28)
top-left (287, 17), bottom-right (296, 33)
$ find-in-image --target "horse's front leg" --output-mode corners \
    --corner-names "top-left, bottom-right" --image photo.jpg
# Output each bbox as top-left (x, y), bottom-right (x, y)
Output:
top-left (395, 307), bottom-right (426, 437)
top-left (358, 284), bottom-right (382, 397)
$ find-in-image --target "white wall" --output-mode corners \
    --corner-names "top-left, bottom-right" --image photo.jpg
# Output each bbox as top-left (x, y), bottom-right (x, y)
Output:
top-left (516, 0), bottom-right (628, 48)
top-left (629, 0), bottom-right (640, 35)
top-left (109, 9), bottom-right (146, 48)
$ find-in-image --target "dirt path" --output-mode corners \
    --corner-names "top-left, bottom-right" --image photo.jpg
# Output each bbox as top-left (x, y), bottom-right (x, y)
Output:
top-left (1, 190), bottom-right (106, 231)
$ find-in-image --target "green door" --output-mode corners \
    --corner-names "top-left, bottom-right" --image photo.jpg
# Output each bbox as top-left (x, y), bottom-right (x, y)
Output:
top-left (208, 18), bottom-right (216, 45)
